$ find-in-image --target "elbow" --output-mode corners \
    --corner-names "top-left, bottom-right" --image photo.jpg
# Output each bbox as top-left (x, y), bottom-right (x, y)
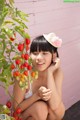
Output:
top-left (51, 102), bottom-right (65, 119)
top-left (58, 103), bottom-right (65, 119)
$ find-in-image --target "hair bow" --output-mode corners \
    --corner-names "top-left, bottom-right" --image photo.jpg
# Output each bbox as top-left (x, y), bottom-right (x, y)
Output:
top-left (43, 33), bottom-right (62, 48)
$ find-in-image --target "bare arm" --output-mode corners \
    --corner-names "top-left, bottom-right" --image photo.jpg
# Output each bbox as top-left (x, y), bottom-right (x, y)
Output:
top-left (47, 68), bottom-right (63, 110)
top-left (45, 55), bottom-right (65, 119)
top-left (13, 80), bottom-right (40, 112)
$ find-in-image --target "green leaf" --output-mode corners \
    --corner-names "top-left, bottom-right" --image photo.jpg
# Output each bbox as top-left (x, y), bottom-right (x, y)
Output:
top-left (13, 18), bottom-right (28, 29)
top-left (2, 27), bottom-right (14, 38)
top-left (0, 42), bottom-right (3, 49)
top-left (15, 26), bottom-right (25, 37)
top-left (0, 61), bottom-right (3, 67)
top-left (15, 26), bottom-right (30, 39)
top-left (0, 18), bottom-right (4, 27)
top-left (0, 77), bottom-right (7, 83)
top-left (1, 6), bottom-right (9, 19)
top-left (0, 0), bottom-right (5, 12)
top-left (9, 81), bottom-right (15, 85)
top-left (24, 32), bottom-right (30, 39)
top-left (0, 105), bottom-right (10, 114)
top-left (28, 57), bottom-right (32, 64)
top-left (0, 54), bottom-right (4, 61)
top-left (0, 34), bottom-right (6, 39)
top-left (0, 0), bottom-right (30, 91)
top-left (0, 0), bottom-right (5, 4)
top-left (3, 62), bottom-right (9, 69)
top-left (2, 65), bottom-right (11, 75)
top-left (16, 10), bottom-right (29, 21)
top-left (2, 39), bottom-right (6, 52)
top-left (12, 54), bottom-right (20, 60)
top-left (3, 20), bottom-right (14, 25)
top-left (9, 0), bottom-right (14, 6)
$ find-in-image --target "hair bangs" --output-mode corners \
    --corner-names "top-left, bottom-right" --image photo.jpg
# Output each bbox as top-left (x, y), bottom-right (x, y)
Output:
top-left (30, 37), bottom-right (53, 53)
top-left (30, 35), bottom-right (59, 57)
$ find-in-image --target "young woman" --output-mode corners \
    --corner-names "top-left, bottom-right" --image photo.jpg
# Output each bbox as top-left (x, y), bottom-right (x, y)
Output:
top-left (13, 33), bottom-right (65, 120)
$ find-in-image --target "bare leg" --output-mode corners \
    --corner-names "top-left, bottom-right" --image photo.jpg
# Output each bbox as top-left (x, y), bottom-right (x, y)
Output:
top-left (22, 101), bottom-right (48, 120)
top-left (47, 102), bottom-right (65, 120)
top-left (26, 117), bottom-right (35, 120)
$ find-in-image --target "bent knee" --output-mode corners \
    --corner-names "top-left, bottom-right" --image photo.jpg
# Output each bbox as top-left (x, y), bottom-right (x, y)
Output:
top-left (33, 101), bottom-right (48, 119)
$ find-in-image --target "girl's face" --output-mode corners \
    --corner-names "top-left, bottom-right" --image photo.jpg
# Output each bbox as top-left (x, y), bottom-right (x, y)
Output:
top-left (30, 51), bottom-right (52, 71)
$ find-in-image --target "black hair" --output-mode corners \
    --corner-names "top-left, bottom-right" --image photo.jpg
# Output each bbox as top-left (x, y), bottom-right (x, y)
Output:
top-left (30, 35), bottom-right (59, 57)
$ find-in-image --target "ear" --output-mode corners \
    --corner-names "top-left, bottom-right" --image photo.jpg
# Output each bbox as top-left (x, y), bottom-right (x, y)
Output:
top-left (53, 52), bottom-right (57, 61)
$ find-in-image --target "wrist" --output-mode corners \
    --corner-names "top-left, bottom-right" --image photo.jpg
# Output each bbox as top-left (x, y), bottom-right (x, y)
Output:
top-left (47, 70), bottom-right (53, 76)
top-left (34, 92), bottom-right (41, 101)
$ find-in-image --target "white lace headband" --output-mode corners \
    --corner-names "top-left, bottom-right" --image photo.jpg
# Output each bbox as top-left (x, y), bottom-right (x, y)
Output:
top-left (43, 33), bottom-right (62, 48)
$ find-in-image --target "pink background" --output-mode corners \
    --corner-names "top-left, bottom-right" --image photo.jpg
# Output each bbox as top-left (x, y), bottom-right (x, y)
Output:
top-left (0, 0), bottom-right (80, 109)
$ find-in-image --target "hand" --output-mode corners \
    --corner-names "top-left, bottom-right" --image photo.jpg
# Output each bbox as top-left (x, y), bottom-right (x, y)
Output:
top-left (48, 57), bottom-right (60, 73)
top-left (38, 86), bottom-right (52, 101)
top-left (53, 57), bottom-right (60, 70)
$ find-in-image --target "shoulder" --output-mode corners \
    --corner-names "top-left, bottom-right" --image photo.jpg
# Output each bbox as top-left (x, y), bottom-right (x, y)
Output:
top-left (54, 67), bottom-right (63, 76)
top-left (54, 67), bottom-right (64, 81)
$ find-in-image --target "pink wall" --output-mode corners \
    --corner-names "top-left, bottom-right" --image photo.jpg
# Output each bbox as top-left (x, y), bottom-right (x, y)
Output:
top-left (0, 0), bottom-right (80, 109)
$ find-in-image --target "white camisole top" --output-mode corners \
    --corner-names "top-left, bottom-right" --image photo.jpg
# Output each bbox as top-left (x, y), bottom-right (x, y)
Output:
top-left (25, 83), bottom-right (33, 99)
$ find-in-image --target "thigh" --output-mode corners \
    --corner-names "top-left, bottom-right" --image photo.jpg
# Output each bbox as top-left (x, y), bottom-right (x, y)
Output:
top-left (26, 116), bottom-right (35, 120)
top-left (22, 101), bottom-right (48, 120)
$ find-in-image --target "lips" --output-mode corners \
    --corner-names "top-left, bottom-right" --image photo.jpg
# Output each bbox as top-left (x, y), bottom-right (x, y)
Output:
top-left (37, 64), bottom-right (43, 66)
top-left (35, 63), bottom-right (46, 71)
top-left (37, 63), bottom-right (44, 66)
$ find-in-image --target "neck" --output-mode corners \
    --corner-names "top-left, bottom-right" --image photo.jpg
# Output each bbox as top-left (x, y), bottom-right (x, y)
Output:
top-left (38, 70), bottom-right (47, 80)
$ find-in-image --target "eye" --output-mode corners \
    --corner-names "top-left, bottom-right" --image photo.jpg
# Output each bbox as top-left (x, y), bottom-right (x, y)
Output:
top-left (33, 52), bottom-right (39, 55)
top-left (43, 52), bottom-right (48, 55)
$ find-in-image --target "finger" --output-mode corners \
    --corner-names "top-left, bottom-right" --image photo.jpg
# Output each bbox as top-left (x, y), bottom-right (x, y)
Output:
top-left (42, 91), bottom-right (52, 96)
top-left (43, 91), bottom-right (52, 97)
top-left (43, 95), bottom-right (51, 101)
top-left (42, 93), bottom-right (52, 99)
top-left (39, 86), bottom-right (47, 91)
top-left (52, 53), bottom-right (57, 61)
top-left (42, 89), bottom-right (51, 93)
top-left (39, 90), bottom-right (51, 97)
top-left (43, 94), bottom-right (51, 99)
top-left (55, 58), bottom-right (60, 63)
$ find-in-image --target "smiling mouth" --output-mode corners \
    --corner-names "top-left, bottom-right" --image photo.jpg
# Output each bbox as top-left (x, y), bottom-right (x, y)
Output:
top-left (37, 63), bottom-right (44, 66)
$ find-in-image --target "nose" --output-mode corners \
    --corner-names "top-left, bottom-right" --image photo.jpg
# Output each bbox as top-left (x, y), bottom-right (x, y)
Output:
top-left (36, 53), bottom-right (43, 61)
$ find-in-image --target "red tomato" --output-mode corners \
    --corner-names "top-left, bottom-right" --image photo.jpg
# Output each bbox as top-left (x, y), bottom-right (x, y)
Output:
top-left (6, 101), bottom-right (12, 108)
top-left (26, 45), bottom-right (29, 51)
top-left (23, 62), bottom-right (28, 67)
top-left (11, 64), bottom-right (15, 69)
top-left (18, 44), bottom-right (24, 51)
top-left (24, 54), bottom-right (29, 60)
top-left (27, 65), bottom-right (32, 70)
top-left (13, 71), bottom-right (20, 76)
top-left (13, 112), bottom-right (17, 117)
top-left (15, 59), bottom-right (21, 65)
top-left (18, 118), bottom-right (22, 120)
top-left (20, 64), bottom-right (24, 69)
top-left (14, 115), bottom-right (19, 120)
top-left (16, 108), bottom-right (22, 114)
top-left (21, 54), bottom-right (25, 59)
top-left (23, 71), bottom-right (28, 76)
top-left (25, 38), bottom-right (30, 45)
top-left (10, 37), bottom-right (15, 41)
